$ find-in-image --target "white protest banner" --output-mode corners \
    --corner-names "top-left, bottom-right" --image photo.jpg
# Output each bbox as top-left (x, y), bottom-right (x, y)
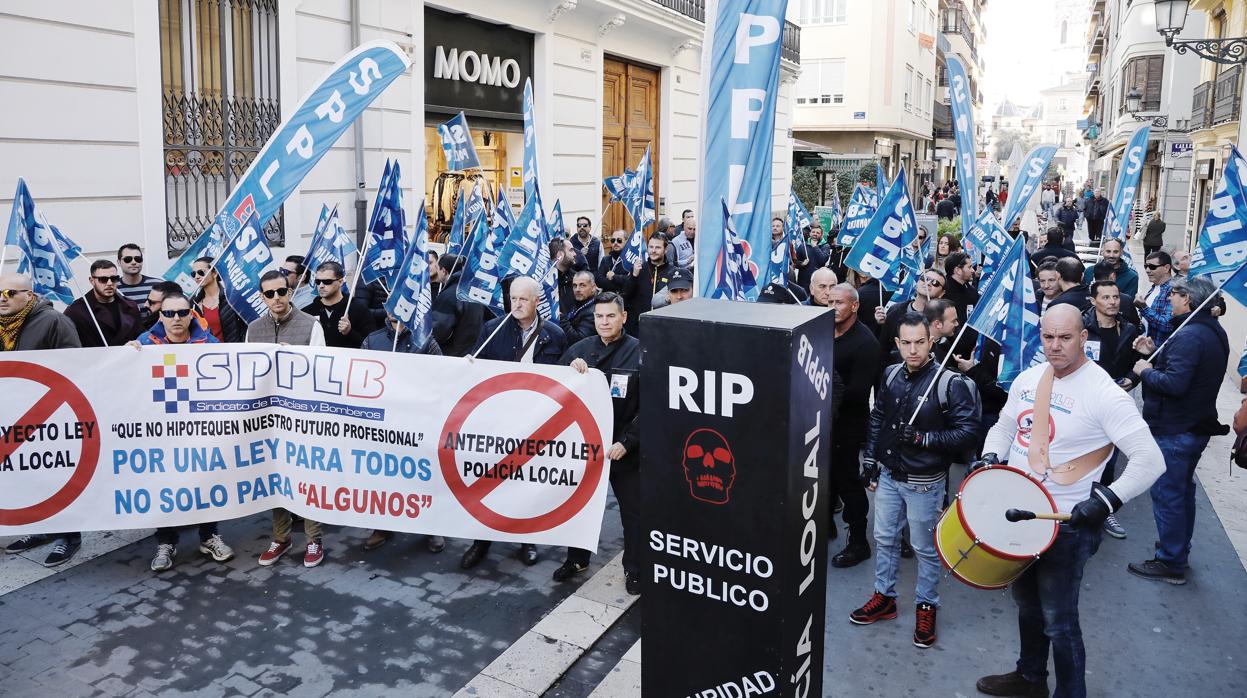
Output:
top-left (0, 346), bottom-right (614, 549)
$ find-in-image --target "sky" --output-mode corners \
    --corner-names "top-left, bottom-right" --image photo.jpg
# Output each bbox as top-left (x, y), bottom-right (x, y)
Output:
top-left (981, 0), bottom-right (1078, 116)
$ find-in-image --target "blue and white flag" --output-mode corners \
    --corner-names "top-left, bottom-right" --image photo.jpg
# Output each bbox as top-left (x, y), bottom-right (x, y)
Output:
top-left (436, 112), bottom-right (481, 171)
top-left (1104, 124), bottom-right (1151, 242)
top-left (458, 191), bottom-right (511, 312)
top-left (769, 235), bottom-right (791, 287)
top-left (632, 146), bottom-right (657, 231)
top-left (165, 223), bottom-right (225, 297)
top-left (710, 199), bottom-right (759, 301)
top-left (828, 180), bottom-right (843, 230)
top-left (964, 207), bottom-right (1013, 287)
top-left (213, 41), bottom-right (409, 240)
top-left (621, 227), bottom-right (646, 270)
top-left (947, 56), bottom-right (979, 244)
top-left (1214, 259), bottom-right (1247, 309)
top-left (836, 183), bottom-right (877, 247)
top-left (967, 235), bottom-right (1041, 388)
top-left (361, 160), bottom-right (408, 288)
top-left (305, 204), bottom-right (358, 275)
top-left (445, 185), bottom-right (469, 257)
top-left (5, 178), bottom-right (82, 303)
top-left (604, 169), bottom-right (635, 207)
top-left (522, 79), bottom-right (540, 201)
top-left (214, 208), bottom-right (274, 324)
top-left (876, 162), bottom-right (889, 195)
top-left (845, 167), bottom-right (918, 281)
top-left (1190, 145), bottom-right (1247, 281)
top-left (384, 202), bottom-right (434, 349)
top-left (548, 199), bottom-right (567, 239)
top-left (497, 186), bottom-right (558, 319)
top-left (1001, 144), bottom-right (1057, 231)
top-left (695, 0), bottom-right (788, 299)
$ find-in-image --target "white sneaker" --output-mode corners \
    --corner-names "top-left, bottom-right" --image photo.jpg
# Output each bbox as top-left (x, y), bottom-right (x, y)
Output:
top-left (151, 543), bottom-right (176, 572)
top-left (198, 534), bottom-right (235, 562)
top-left (1103, 514), bottom-right (1127, 539)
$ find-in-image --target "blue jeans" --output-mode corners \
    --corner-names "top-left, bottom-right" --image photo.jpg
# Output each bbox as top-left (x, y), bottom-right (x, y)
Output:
top-left (1151, 432), bottom-right (1210, 571)
top-left (872, 469), bottom-right (945, 606)
top-left (1014, 524), bottom-right (1102, 698)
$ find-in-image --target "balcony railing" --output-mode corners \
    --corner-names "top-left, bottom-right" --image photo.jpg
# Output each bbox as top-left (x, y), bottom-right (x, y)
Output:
top-left (942, 4), bottom-right (976, 53)
top-left (1213, 65), bottom-right (1242, 125)
top-left (649, 0), bottom-right (800, 63)
top-left (1192, 80), bottom-right (1213, 129)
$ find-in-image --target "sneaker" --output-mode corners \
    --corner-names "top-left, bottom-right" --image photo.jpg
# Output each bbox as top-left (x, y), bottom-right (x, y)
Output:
top-left (849, 592), bottom-right (898, 625)
top-left (4, 534), bottom-right (52, 554)
top-left (625, 572), bottom-right (641, 596)
top-left (150, 543), bottom-right (176, 572)
top-left (1127, 558), bottom-right (1186, 585)
top-left (976, 671), bottom-right (1049, 697)
top-left (552, 560), bottom-right (589, 582)
top-left (832, 543), bottom-right (871, 568)
top-left (258, 539), bottom-right (291, 567)
top-left (42, 537), bottom-right (81, 567)
top-left (198, 534), bottom-right (234, 562)
top-left (913, 602), bottom-right (938, 648)
top-left (1102, 514), bottom-right (1127, 539)
top-left (426, 535), bottom-right (446, 553)
top-left (303, 540), bottom-right (325, 568)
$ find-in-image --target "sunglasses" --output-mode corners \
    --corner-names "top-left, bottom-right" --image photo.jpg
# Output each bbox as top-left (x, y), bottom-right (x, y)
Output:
top-left (192, 269), bottom-right (209, 278)
top-left (160, 308), bottom-right (191, 318)
top-left (278, 268), bottom-right (293, 277)
top-left (925, 279), bottom-right (943, 288)
top-left (121, 255), bottom-right (143, 264)
top-left (93, 275), bottom-right (121, 284)
top-left (262, 287), bottom-right (291, 298)
top-left (576, 222), bottom-right (591, 228)
top-left (314, 277), bottom-right (341, 286)
top-left (611, 238), bottom-right (627, 244)
top-left (1144, 263), bottom-right (1166, 270)
top-left (0, 289), bottom-right (31, 299)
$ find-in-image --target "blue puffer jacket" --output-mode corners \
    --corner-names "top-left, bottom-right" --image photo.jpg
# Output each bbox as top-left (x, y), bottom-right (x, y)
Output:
top-left (1141, 310), bottom-right (1230, 435)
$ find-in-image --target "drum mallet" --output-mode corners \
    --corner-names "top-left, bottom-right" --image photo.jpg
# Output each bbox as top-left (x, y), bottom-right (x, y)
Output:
top-left (1005, 509), bottom-right (1072, 523)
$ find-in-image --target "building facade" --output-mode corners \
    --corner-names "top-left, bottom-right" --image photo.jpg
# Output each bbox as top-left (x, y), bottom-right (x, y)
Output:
top-left (0, 0), bottom-right (799, 277)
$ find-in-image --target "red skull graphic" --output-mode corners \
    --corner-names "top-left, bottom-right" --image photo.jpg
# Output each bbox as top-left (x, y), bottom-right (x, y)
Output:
top-left (682, 428), bottom-right (736, 504)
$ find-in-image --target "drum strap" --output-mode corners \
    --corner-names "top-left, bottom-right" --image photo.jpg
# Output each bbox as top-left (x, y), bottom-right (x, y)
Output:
top-left (1026, 365), bottom-right (1114, 485)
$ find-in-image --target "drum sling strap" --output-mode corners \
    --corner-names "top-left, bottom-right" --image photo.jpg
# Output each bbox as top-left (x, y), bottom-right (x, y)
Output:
top-left (1026, 365), bottom-right (1114, 486)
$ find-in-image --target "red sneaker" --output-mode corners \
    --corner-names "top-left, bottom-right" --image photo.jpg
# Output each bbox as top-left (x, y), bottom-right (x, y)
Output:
top-left (849, 592), bottom-right (898, 625)
top-left (914, 602), bottom-right (938, 648)
top-left (258, 539), bottom-right (290, 566)
top-left (303, 539), bottom-right (325, 568)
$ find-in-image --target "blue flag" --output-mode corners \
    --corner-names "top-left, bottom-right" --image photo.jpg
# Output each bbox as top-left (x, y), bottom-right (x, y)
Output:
top-left (876, 162), bottom-right (888, 194)
top-left (1104, 124), bottom-right (1151, 242)
top-left (445, 186), bottom-right (469, 257)
top-left (522, 79), bottom-right (540, 201)
top-left (1190, 145), bottom-right (1247, 281)
top-left (947, 56), bottom-right (979, 242)
top-left (548, 199), bottom-right (567, 239)
top-left (967, 235), bottom-right (1041, 388)
top-left (214, 208), bottom-right (275, 324)
top-left (632, 146), bottom-right (657, 231)
top-left (845, 167), bottom-right (918, 281)
top-left (305, 204), bottom-right (358, 275)
top-left (604, 169), bottom-right (635, 207)
top-left (710, 199), bottom-right (760, 301)
top-left (964, 207), bottom-right (1013, 287)
top-left (695, 0), bottom-right (788, 299)
top-left (384, 202), bottom-right (434, 349)
top-left (836, 183), bottom-right (877, 247)
top-left (165, 221), bottom-right (225, 296)
top-left (1001, 145), bottom-right (1057, 231)
top-left (1214, 259), bottom-right (1247, 309)
top-left (497, 185), bottom-right (558, 320)
top-left (436, 112), bottom-right (481, 171)
top-left (1238, 337), bottom-right (1247, 378)
top-left (828, 180), bottom-right (843, 231)
top-left (621, 226), bottom-right (646, 270)
top-left (458, 190), bottom-right (511, 312)
top-left (5, 178), bottom-right (82, 304)
top-left (361, 160), bottom-right (408, 288)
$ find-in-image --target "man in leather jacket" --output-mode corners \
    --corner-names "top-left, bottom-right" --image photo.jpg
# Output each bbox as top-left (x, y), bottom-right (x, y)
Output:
top-left (849, 312), bottom-right (980, 650)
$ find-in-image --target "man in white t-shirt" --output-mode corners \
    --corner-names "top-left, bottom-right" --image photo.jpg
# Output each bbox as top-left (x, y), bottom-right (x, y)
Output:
top-left (972, 305), bottom-right (1164, 698)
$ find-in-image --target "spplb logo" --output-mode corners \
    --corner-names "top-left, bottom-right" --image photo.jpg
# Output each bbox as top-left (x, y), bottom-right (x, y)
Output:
top-left (151, 353), bottom-right (191, 414)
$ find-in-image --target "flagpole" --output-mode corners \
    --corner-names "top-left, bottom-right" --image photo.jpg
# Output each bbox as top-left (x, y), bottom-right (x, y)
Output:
top-left (446, 216), bottom-right (482, 280)
top-left (907, 320), bottom-right (973, 425)
top-left (392, 320), bottom-right (402, 352)
top-left (1145, 271), bottom-right (1236, 361)
top-left (348, 231), bottom-right (377, 296)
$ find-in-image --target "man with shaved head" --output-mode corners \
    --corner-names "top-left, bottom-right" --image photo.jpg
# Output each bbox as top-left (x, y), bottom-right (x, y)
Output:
top-left (972, 304), bottom-right (1164, 698)
top-left (1, 273), bottom-right (84, 566)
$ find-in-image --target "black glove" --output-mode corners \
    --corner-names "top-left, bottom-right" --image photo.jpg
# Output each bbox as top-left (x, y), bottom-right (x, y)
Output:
top-left (1068, 482), bottom-right (1123, 529)
top-left (969, 453), bottom-right (998, 472)
top-left (900, 425), bottom-right (926, 448)
top-left (860, 459), bottom-right (880, 488)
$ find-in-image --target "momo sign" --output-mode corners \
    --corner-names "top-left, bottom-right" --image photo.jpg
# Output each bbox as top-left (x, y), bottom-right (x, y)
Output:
top-left (0, 346), bottom-right (613, 549)
top-left (425, 8), bottom-right (534, 120)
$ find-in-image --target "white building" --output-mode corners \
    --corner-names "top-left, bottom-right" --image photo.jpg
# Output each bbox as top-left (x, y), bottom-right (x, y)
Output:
top-left (0, 0), bottom-right (799, 277)
top-left (1037, 73), bottom-right (1090, 189)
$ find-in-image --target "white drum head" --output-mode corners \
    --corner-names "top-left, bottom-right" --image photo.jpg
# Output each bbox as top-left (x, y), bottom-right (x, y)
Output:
top-left (960, 467), bottom-right (1057, 556)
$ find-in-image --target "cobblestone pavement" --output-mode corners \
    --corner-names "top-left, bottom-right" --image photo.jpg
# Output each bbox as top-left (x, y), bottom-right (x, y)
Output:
top-left (0, 506), bottom-right (624, 697)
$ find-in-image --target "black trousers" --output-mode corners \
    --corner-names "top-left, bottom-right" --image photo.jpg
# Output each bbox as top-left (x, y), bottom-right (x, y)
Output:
top-left (1087, 218), bottom-right (1104, 243)
top-left (827, 438), bottom-right (869, 545)
top-left (568, 464), bottom-right (641, 576)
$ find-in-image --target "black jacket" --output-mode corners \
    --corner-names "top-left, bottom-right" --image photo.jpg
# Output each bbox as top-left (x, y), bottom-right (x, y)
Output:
top-left (3, 299), bottom-right (81, 351)
top-left (797, 242), bottom-right (830, 292)
top-left (1086, 196), bottom-right (1109, 222)
top-left (959, 340), bottom-right (1009, 418)
top-left (1141, 310), bottom-right (1230, 435)
top-left (560, 334), bottom-right (640, 468)
top-left (1082, 308), bottom-right (1141, 380)
top-left (864, 360), bottom-right (981, 480)
top-left (193, 288), bottom-right (246, 342)
top-left (555, 254), bottom-right (590, 316)
top-left (943, 277), bottom-right (980, 323)
top-left (935, 198), bottom-right (956, 220)
top-left (431, 272), bottom-right (487, 357)
top-left (831, 320), bottom-right (882, 443)
top-left (571, 235), bottom-right (602, 272)
top-left (303, 294), bottom-right (375, 349)
top-left (64, 293), bottom-right (144, 347)
top-left (1055, 205), bottom-right (1079, 231)
top-left (560, 295), bottom-right (598, 345)
top-left (624, 259), bottom-right (672, 334)
top-left (473, 315), bottom-right (567, 365)
top-left (1032, 244), bottom-right (1081, 267)
top-left (855, 279), bottom-right (889, 335)
top-left (595, 252), bottom-right (632, 295)
top-left (352, 278), bottom-right (391, 327)
top-left (1048, 284), bottom-right (1092, 313)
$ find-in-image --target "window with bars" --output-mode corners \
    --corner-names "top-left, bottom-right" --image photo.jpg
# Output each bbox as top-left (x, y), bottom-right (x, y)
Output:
top-left (1119, 55), bottom-right (1163, 113)
top-left (160, 0), bottom-right (282, 257)
top-left (795, 60), bottom-right (846, 105)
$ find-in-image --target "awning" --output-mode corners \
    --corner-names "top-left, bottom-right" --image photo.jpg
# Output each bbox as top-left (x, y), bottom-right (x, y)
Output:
top-left (792, 138), bottom-right (835, 154)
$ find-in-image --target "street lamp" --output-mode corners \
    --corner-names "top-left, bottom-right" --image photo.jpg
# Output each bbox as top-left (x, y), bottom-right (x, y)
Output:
top-left (1155, 0), bottom-right (1247, 64)
top-left (1125, 87), bottom-right (1169, 128)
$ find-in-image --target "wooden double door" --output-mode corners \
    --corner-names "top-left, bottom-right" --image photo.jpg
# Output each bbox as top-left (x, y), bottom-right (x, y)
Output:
top-left (602, 56), bottom-right (660, 238)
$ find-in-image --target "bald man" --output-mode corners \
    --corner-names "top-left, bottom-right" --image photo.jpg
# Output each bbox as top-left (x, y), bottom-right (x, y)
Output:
top-left (808, 267), bottom-right (838, 308)
top-left (972, 304), bottom-right (1164, 698)
top-left (0, 273), bottom-right (81, 352)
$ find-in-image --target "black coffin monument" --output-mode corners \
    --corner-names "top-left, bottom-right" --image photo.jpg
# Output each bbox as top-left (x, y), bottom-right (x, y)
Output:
top-left (640, 298), bottom-right (834, 698)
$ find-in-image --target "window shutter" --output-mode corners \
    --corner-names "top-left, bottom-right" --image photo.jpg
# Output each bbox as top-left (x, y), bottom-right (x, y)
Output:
top-left (1144, 56), bottom-right (1164, 111)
